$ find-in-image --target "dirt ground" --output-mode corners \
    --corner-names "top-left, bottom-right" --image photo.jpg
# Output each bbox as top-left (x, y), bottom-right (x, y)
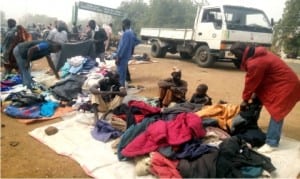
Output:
top-left (1, 45), bottom-right (300, 178)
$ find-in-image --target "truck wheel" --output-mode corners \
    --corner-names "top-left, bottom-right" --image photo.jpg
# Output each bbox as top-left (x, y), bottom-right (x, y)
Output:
top-left (180, 52), bottom-right (192, 59)
top-left (194, 45), bottom-right (215, 67)
top-left (151, 41), bottom-right (166, 58)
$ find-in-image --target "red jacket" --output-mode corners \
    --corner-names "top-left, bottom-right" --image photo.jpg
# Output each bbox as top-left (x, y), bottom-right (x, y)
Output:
top-left (121, 113), bottom-right (206, 157)
top-left (241, 47), bottom-right (300, 121)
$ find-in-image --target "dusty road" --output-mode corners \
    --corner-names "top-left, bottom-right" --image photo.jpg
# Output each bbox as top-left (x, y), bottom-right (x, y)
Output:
top-left (1, 45), bottom-right (300, 177)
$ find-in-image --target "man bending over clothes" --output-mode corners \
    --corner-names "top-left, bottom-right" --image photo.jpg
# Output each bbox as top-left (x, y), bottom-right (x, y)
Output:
top-left (13, 40), bottom-right (61, 90)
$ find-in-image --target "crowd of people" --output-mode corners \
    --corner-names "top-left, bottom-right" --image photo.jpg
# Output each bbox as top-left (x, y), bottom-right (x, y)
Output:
top-left (1, 16), bottom-right (300, 159)
top-left (0, 18), bottom-right (136, 89)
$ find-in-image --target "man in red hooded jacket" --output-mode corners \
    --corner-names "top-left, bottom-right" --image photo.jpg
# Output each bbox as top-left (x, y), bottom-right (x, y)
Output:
top-left (230, 42), bottom-right (300, 153)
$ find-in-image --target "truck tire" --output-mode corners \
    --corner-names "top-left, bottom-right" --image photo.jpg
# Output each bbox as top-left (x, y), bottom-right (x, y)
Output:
top-left (194, 45), bottom-right (215, 67)
top-left (151, 41), bottom-right (166, 58)
top-left (180, 52), bottom-right (192, 59)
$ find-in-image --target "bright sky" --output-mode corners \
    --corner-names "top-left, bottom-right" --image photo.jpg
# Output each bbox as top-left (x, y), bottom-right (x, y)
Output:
top-left (0, 0), bottom-right (286, 24)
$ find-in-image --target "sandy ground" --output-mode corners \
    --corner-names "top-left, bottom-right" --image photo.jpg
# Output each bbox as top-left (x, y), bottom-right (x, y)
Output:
top-left (1, 45), bottom-right (300, 177)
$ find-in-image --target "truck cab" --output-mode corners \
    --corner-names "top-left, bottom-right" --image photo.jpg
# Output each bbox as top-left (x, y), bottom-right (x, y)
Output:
top-left (140, 5), bottom-right (273, 68)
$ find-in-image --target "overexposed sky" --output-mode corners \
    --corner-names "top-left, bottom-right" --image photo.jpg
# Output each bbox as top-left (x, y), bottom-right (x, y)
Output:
top-left (0, 0), bottom-right (286, 24)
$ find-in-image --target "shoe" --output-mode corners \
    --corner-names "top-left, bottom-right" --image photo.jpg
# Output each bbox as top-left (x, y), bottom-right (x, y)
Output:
top-left (257, 144), bottom-right (276, 153)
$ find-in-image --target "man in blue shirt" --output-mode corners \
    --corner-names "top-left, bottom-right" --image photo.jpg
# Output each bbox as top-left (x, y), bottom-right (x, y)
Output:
top-left (13, 40), bottom-right (61, 90)
top-left (115, 19), bottom-right (140, 86)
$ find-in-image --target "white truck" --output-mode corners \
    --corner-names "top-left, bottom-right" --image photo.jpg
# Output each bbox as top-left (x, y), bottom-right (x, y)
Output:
top-left (140, 4), bottom-right (273, 68)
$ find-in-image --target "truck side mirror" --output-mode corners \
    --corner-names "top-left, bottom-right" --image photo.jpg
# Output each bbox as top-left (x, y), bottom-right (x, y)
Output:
top-left (270, 18), bottom-right (274, 26)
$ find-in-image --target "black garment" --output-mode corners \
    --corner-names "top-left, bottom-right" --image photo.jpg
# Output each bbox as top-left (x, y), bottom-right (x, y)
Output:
top-left (161, 102), bottom-right (203, 121)
top-left (98, 78), bottom-right (122, 103)
top-left (231, 97), bottom-right (266, 147)
top-left (50, 75), bottom-right (87, 101)
top-left (94, 28), bottom-right (107, 54)
top-left (190, 94), bottom-right (212, 105)
top-left (177, 148), bottom-right (219, 178)
top-left (216, 136), bottom-right (276, 178)
top-left (8, 91), bottom-right (45, 107)
top-left (57, 40), bottom-right (96, 70)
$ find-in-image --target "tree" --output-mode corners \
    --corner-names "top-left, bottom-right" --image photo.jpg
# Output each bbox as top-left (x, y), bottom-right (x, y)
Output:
top-left (146, 0), bottom-right (196, 28)
top-left (273, 0), bottom-right (300, 58)
top-left (114, 0), bottom-right (149, 35)
top-left (111, 0), bottom-right (197, 36)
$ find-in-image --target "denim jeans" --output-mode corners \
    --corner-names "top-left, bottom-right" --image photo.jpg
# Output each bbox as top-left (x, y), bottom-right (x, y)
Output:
top-left (13, 46), bottom-right (33, 89)
top-left (266, 117), bottom-right (284, 147)
top-left (117, 59), bottom-right (128, 87)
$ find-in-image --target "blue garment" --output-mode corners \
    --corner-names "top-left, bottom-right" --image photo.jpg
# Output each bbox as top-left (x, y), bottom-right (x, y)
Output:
top-left (81, 57), bottom-right (97, 71)
top-left (116, 29), bottom-right (140, 86)
top-left (241, 166), bottom-right (263, 178)
top-left (266, 117), bottom-right (284, 147)
top-left (91, 120), bottom-right (122, 142)
top-left (1, 74), bottom-right (22, 86)
top-left (37, 42), bottom-right (49, 50)
top-left (40, 101), bottom-right (59, 117)
top-left (4, 104), bottom-right (41, 119)
top-left (60, 62), bottom-right (71, 78)
top-left (175, 140), bottom-right (211, 160)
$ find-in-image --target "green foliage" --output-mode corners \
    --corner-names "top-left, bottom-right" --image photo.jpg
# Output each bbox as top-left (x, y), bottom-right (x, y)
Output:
top-left (110, 0), bottom-right (197, 36)
top-left (273, 0), bottom-right (300, 57)
top-left (112, 0), bottom-right (149, 35)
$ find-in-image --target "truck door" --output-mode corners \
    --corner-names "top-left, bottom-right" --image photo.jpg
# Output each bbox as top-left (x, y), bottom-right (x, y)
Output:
top-left (194, 8), bottom-right (223, 50)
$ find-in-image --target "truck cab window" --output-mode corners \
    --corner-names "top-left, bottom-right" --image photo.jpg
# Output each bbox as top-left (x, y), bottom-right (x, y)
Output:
top-left (201, 8), bottom-right (222, 29)
top-left (224, 5), bottom-right (272, 33)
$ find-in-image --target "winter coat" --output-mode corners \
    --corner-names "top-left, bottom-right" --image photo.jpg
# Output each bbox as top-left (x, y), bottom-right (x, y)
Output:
top-left (121, 112), bottom-right (206, 157)
top-left (241, 47), bottom-right (300, 121)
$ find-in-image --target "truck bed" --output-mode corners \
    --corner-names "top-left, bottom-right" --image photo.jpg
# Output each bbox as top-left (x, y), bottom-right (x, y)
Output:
top-left (140, 28), bottom-right (193, 41)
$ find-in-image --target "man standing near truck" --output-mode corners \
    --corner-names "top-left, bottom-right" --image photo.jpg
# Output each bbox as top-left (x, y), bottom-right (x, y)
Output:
top-left (230, 42), bottom-right (300, 153)
top-left (115, 19), bottom-right (139, 86)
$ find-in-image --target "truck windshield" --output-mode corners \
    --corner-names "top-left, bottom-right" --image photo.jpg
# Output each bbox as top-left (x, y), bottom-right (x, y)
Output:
top-left (223, 5), bottom-right (272, 33)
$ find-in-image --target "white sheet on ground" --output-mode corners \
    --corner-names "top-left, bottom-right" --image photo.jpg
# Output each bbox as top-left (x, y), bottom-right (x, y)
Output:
top-left (29, 111), bottom-right (154, 179)
top-left (29, 112), bottom-right (300, 178)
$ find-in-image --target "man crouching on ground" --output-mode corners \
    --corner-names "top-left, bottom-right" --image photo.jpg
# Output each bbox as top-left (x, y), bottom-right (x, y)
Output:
top-left (90, 70), bottom-right (127, 121)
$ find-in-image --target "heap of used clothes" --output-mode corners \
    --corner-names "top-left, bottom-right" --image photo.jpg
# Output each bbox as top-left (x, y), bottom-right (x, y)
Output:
top-left (88, 98), bottom-right (274, 178)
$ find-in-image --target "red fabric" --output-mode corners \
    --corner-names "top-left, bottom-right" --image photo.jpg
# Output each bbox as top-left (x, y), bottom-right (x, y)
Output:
top-left (128, 100), bottom-right (161, 115)
top-left (121, 112), bottom-right (206, 157)
top-left (150, 152), bottom-right (181, 179)
top-left (241, 47), bottom-right (300, 121)
top-left (134, 114), bottom-right (145, 123)
top-left (128, 100), bottom-right (162, 123)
